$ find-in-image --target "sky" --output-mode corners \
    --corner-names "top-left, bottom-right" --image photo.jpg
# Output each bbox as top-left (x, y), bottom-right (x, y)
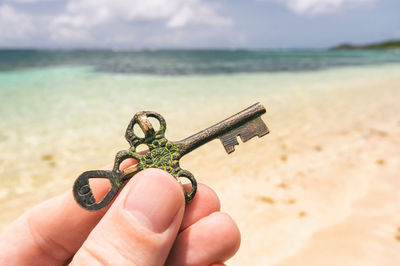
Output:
top-left (0, 0), bottom-right (399, 49)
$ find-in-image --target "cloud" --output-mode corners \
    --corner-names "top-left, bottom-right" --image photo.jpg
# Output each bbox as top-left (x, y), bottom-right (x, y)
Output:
top-left (52, 0), bottom-right (232, 29)
top-left (48, 0), bottom-right (232, 44)
top-left (278, 0), bottom-right (372, 15)
top-left (0, 0), bottom-right (233, 46)
top-left (50, 27), bottom-right (92, 44)
top-left (0, 5), bottom-right (33, 42)
top-left (165, 3), bottom-right (233, 28)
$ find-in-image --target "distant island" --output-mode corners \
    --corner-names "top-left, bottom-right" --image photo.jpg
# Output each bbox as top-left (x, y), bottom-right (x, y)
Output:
top-left (331, 40), bottom-right (400, 50)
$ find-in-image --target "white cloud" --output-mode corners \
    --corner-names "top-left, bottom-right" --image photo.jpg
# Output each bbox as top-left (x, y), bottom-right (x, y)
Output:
top-left (48, 0), bottom-right (232, 44)
top-left (279, 0), bottom-right (372, 15)
top-left (166, 3), bottom-right (233, 28)
top-left (52, 0), bottom-right (232, 29)
top-left (50, 27), bottom-right (92, 44)
top-left (0, 5), bottom-right (33, 42)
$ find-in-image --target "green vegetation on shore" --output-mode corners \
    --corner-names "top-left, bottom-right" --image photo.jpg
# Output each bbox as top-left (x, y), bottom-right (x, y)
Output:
top-left (331, 40), bottom-right (400, 50)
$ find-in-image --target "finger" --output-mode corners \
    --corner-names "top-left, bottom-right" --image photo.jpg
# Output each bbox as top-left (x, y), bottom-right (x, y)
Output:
top-left (71, 168), bottom-right (185, 265)
top-left (0, 159), bottom-right (137, 265)
top-left (180, 183), bottom-right (220, 232)
top-left (166, 212), bottom-right (241, 266)
top-left (102, 157), bottom-right (137, 171)
top-left (0, 191), bottom-right (108, 265)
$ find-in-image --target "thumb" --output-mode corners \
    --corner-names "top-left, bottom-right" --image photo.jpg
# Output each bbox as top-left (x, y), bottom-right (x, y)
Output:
top-left (71, 168), bottom-right (185, 265)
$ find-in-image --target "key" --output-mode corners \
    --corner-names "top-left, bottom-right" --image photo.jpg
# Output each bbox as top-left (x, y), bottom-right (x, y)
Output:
top-left (73, 102), bottom-right (269, 210)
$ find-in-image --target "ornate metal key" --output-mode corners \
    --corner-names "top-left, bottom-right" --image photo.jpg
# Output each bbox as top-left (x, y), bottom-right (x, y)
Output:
top-left (73, 102), bottom-right (269, 210)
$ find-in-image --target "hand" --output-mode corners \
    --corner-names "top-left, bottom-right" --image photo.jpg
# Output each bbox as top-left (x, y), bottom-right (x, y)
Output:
top-left (0, 161), bottom-right (240, 265)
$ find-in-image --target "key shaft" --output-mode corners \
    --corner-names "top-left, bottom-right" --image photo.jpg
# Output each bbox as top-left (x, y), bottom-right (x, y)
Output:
top-left (177, 102), bottom-right (267, 156)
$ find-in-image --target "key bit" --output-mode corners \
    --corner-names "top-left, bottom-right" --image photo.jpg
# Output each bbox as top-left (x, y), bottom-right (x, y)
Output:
top-left (73, 103), bottom-right (269, 211)
top-left (220, 117), bottom-right (269, 154)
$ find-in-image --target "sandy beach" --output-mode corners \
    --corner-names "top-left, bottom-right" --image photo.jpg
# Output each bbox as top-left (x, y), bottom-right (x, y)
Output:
top-left (1, 63), bottom-right (399, 265)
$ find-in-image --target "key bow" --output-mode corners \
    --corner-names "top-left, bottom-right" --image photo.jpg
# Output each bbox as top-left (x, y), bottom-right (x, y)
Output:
top-left (73, 111), bottom-right (197, 211)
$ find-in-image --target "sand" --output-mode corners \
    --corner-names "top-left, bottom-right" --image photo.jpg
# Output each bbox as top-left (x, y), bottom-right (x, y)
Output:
top-left (0, 64), bottom-right (399, 265)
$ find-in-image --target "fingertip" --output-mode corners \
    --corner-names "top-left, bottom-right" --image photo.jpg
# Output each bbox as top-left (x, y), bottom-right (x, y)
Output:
top-left (195, 184), bottom-right (221, 211)
top-left (210, 212), bottom-right (241, 257)
top-left (119, 158), bottom-right (138, 170)
top-left (122, 168), bottom-right (185, 233)
top-left (181, 183), bottom-right (221, 231)
top-left (133, 167), bottom-right (180, 184)
top-left (128, 168), bottom-right (186, 206)
top-left (101, 157), bottom-right (138, 171)
top-left (166, 212), bottom-right (241, 266)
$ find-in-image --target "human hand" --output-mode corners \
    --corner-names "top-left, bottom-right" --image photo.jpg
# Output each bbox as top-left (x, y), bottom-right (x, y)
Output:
top-left (0, 161), bottom-right (240, 265)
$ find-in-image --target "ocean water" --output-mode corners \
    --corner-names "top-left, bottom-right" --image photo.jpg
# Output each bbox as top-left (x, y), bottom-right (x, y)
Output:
top-left (1, 49), bottom-right (400, 74)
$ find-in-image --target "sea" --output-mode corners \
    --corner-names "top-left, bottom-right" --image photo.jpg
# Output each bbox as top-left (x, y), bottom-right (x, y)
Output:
top-left (1, 49), bottom-right (400, 74)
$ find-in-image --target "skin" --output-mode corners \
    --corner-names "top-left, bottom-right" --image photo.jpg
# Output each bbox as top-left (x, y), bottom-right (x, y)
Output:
top-left (0, 159), bottom-right (241, 265)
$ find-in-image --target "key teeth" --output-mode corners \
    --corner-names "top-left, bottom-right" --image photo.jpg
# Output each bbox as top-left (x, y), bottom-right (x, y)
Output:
top-left (219, 133), bottom-right (239, 154)
top-left (239, 130), bottom-right (257, 143)
top-left (219, 116), bottom-right (269, 154)
top-left (225, 145), bottom-right (235, 154)
top-left (256, 125), bottom-right (269, 137)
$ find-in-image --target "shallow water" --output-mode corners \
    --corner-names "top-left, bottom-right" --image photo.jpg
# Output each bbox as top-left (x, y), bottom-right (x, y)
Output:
top-left (2, 49), bottom-right (400, 74)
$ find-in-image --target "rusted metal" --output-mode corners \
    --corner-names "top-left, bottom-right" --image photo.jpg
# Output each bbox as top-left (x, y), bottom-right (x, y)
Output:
top-left (73, 102), bottom-right (269, 210)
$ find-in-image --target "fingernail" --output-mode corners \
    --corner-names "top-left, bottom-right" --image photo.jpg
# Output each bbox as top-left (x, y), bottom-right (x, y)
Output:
top-left (124, 169), bottom-right (183, 233)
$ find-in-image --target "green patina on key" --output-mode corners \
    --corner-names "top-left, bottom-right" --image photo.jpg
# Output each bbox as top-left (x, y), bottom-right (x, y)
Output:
top-left (73, 103), bottom-right (269, 211)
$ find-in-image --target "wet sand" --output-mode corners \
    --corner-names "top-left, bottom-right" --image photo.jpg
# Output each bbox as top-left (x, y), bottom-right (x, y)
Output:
top-left (1, 64), bottom-right (399, 265)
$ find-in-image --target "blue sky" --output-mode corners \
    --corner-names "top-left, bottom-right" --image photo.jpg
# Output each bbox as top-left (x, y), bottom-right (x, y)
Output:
top-left (0, 0), bottom-right (399, 49)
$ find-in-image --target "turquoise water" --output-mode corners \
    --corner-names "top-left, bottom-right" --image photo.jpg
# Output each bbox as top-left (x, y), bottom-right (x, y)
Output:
top-left (1, 62), bottom-right (399, 167)
top-left (1, 49), bottom-right (400, 74)
top-left (2, 49), bottom-right (400, 134)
